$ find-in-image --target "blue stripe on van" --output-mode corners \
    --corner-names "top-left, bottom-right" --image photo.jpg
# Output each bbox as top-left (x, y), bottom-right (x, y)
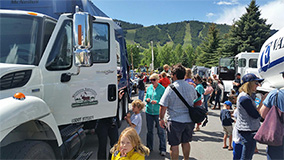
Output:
top-left (260, 56), bottom-right (284, 72)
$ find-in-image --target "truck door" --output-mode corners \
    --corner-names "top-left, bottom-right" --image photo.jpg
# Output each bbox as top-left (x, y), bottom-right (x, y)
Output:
top-left (40, 15), bottom-right (117, 125)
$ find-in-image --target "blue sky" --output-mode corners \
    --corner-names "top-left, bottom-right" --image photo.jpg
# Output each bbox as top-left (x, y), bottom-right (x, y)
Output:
top-left (92, 0), bottom-right (284, 30)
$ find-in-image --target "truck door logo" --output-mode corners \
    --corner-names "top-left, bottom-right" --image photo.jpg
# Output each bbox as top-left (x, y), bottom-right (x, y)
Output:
top-left (260, 37), bottom-right (284, 73)
top-left (260, 42), bottom-right (272, 72)
top-left (72, 88), bottom-right (98, 107)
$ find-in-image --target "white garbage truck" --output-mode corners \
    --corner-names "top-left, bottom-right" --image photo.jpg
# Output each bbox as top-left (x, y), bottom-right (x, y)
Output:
top-left (0, 0), bottom-right (131, 159)
top-left (218, 51), bottom-right (259, 101)
top-left (258, 27), bottom-right (284, 92)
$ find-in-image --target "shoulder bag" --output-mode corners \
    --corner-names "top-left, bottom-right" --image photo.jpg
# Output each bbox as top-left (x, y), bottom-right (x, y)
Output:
top-left (169, 84), bottom-right (208, 126)
top-left (254, 90), bottom-right (284, 146)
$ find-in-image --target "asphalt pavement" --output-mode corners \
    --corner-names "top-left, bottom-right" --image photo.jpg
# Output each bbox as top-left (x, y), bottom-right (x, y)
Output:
top-left (83, 88), bottom-right (267, 160)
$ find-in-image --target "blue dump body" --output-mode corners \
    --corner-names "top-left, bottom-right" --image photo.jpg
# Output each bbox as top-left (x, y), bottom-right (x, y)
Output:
top-left (0, 0), bottom-right (108, 19)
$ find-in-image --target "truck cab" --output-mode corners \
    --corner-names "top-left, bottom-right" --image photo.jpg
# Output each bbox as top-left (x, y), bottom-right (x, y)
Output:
top-left (235, 52), bottom-right (259, 77)
top-left (218, 52), bottom-right (259, 101)
top-left (0, 1), bottom-right (130, 158)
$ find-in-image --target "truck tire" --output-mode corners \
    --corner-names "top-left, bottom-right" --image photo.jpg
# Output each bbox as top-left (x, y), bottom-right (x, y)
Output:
top-left (122, 91), bottom-right (129, 117)
top-left (116, 95), bottom-right (124, 128)
top-left (1, 141), bottom-right (56, 159)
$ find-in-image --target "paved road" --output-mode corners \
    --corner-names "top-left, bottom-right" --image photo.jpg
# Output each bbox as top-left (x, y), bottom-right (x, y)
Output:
top-left (83, 91), bottom-right (267, 160)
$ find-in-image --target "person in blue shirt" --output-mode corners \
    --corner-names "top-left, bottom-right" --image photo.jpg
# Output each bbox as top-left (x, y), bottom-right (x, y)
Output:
top-left (235, 73), bottom-right (263, 160)
top-left (193, 74), bottom-right (205, 131)
top-left (220, 101), bottom-right (234, 151)
top-left (145, 73), bottom-right (166, 156)
top-left (233, 73), bottom-right (241, 95)
top-left (159, 64), bottom-right (197, 160)
top-left (259, 71), bottom-right (284, 160)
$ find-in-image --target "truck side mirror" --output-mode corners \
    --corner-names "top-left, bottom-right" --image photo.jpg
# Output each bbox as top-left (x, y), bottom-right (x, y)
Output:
top-left (73, 10), bottom-right (93, 67)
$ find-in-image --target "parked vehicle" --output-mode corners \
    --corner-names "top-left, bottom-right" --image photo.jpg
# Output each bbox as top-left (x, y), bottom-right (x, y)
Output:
top-left (0, 0), bottom-right (130, 159)
top-left (218, 52), bottom-right (260, 101)
top-left (192, 66), bottom-right (210, 78)
top-left (209, 66), bottom-right (218, 79)
top-left (257, 27), bottom-right (284, 92)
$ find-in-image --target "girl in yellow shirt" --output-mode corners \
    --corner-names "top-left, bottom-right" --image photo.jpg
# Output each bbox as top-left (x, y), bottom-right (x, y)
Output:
top-left (110, 127), bottom-right (150, 160)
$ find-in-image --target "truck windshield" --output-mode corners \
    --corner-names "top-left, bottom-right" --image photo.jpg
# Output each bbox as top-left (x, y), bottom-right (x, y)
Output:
top-left (219, 57), bottom-right (235, 69)
top-left (219, 57), bottom-right (235, 80)
top-left (0, 14), bottom-right (42, 65)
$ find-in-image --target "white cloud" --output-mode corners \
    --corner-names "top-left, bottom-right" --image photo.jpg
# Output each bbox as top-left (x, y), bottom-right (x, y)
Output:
top-left (215, 0), bottom-right (284, 30)
top-left (206, 13), bottom-right (215, 18)
top-left (217, 0), bottom-right (239, 5)
top-left (215, 5), bottom-right (246, 25)
top-left (260, 0), bottom-right (284, 30)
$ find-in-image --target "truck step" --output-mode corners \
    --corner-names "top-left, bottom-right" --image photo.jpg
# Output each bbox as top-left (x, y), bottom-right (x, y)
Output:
top-left (75, 151), bottom-right (93, 160)
top-left (60, 124), bottom-right (84, 140)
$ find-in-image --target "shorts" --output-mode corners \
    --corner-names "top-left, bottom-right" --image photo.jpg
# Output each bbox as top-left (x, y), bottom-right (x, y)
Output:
top-left (166, 121), bottom-right (195, 146)
top-left (223, 125), bottom-right (233, 136)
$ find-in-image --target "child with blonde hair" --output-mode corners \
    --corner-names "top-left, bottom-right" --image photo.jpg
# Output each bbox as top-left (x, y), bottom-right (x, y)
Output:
top-left (125, 99), bottom-right (145, 134)
top-left (110, 127), bottom-right (150, 160)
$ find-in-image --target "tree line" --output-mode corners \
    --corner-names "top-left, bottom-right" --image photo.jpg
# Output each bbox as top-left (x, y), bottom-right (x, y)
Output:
top-left (127, 0), bottom-right (273, 70)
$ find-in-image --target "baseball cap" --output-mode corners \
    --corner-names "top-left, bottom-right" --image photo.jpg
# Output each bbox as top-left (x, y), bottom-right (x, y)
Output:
top-left (241, 73), bottom-right (264, 85)
top-left (224, 101), bottom-right (232, 107)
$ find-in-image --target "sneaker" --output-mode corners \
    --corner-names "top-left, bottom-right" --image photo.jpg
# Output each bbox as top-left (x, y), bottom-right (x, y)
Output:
top-left (160, 151), bottom-right (166, 156)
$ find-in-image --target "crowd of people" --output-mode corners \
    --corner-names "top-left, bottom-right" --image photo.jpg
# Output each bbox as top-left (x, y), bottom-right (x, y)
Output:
top-left (94, 63), bottom-right (283, 160)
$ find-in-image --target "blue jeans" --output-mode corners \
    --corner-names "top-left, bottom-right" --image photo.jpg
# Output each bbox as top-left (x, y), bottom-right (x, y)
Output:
top-left (267, 138), bottom-right (284, 160)
top-left (203, 94), bottom-right (210, 112)
top-left (239, 131), bottom-right (257, 160)
top-left (233, 141), bottom-right (243, 160)
top-left (138, 90), bottom-right (145, 101)
top-left (214, 90), bottom-right (221, 108)
top-left (146, 113), bottom-right (166, 152)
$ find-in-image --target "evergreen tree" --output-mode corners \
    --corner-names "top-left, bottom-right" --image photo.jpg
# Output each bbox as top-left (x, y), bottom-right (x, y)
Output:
top-left (222, 0), bottom-right (271, 56)
top-left (140, 47), bottom-right (152, 67)
top-left (157, 44), bottom-right (173, 66)
top-left (197, 23), bottom-right (221, 67)
top-left (153, 47), bottom-right (159, 69)
top-left (173, 44), bottom-right (183, 64)
top-left (127, 44), bottom-right (142, 69)
top-left (182, 45), bottom-right (195, 68)
top-left (193, 46), bottom-right (202, 66)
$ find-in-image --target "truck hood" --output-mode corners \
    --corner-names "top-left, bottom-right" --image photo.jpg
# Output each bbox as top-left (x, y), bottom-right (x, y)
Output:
top-left (0, 63), bottom-right (35, 77)
top-left (0, 96), bottom-right (51, 133)
top-left (0, 63), bottom-right (35, 76)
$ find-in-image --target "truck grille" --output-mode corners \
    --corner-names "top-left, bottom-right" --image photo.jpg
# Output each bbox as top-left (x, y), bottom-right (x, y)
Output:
top-left (0, 70), bottom-right (32, 90)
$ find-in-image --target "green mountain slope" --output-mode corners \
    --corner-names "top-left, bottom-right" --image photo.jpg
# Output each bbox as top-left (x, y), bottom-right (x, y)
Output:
top-left (115, 19), bottom-right (231, 48)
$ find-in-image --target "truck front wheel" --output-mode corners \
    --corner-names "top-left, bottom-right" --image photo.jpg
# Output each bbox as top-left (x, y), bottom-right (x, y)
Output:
top-left (116, 95), bottom-right (124, 128)
top-left (1, 141), bottom-right (56, 159)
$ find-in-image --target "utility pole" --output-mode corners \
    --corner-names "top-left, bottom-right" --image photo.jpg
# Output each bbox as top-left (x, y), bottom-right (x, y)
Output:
top-left (151, 41), bottom-right (154, 71)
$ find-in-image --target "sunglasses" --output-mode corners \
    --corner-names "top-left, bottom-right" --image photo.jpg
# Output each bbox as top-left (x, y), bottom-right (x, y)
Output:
top-left (255, 81), bottom-right (260, 85)
top-left (150, 79), bottom-right (156, 82)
